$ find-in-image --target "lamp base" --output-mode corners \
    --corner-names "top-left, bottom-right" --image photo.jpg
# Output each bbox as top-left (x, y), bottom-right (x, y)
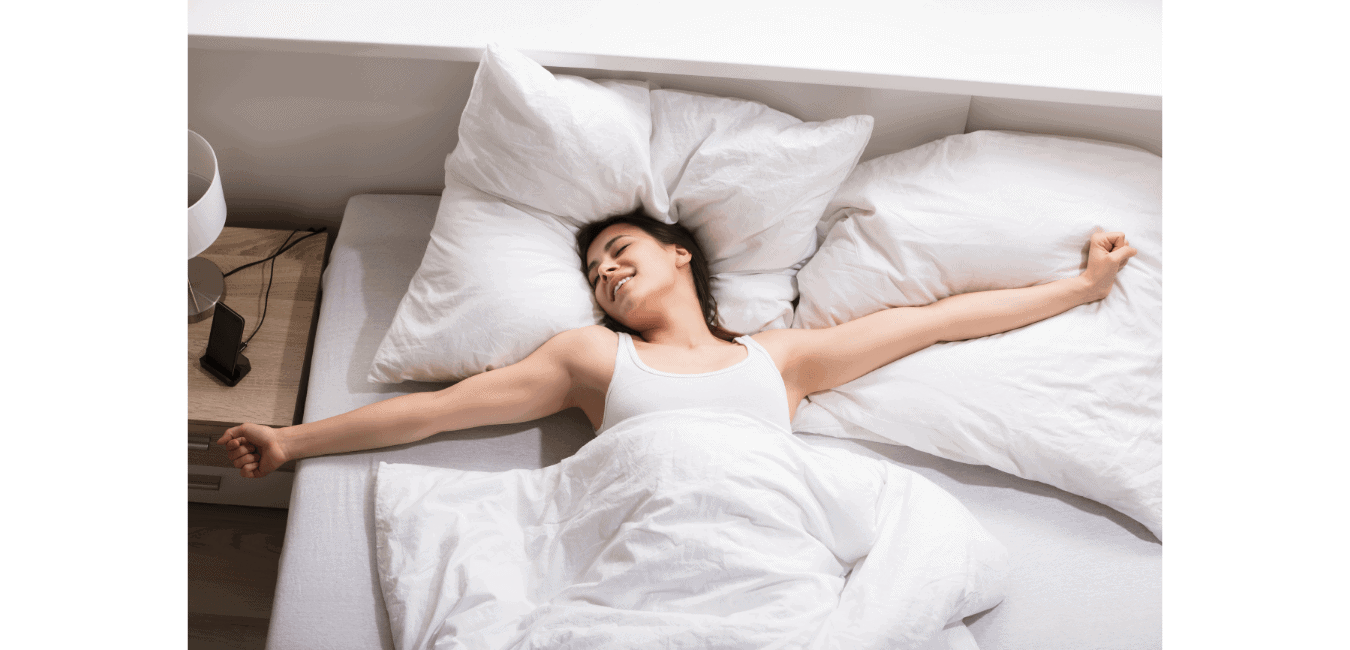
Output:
top-left (189, 256), bottom-right (226, 323)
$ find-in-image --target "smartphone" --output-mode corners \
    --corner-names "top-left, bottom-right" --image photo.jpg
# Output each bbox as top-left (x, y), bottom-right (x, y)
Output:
top-left (201, 302), bottom-right (251, 386)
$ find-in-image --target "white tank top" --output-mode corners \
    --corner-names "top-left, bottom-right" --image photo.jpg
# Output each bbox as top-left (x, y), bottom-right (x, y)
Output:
top-left (596, 332), bottom-right (792, 435)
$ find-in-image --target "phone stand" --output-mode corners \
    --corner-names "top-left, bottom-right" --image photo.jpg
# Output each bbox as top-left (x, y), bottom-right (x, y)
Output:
top-left (200, 352), bottom-right (251, 387)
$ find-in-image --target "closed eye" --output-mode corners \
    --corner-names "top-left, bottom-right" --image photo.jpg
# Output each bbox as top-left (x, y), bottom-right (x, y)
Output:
top-left (589, 245), bottom-right (631, 290)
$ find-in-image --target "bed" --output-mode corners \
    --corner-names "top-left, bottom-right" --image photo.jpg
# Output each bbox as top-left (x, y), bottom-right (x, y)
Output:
top-left (266, 188), bottom-right (1160, 650)
top-left (186, 16), bottom-right (1166, 647)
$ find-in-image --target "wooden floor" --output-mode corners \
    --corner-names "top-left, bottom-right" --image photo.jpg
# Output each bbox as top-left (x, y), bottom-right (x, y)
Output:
top-left (189, 503), bottom-right (289, 650)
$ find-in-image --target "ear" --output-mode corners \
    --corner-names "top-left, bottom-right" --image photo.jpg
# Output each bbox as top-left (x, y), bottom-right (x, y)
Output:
top-left (672, 244), bottom-right (692, 268)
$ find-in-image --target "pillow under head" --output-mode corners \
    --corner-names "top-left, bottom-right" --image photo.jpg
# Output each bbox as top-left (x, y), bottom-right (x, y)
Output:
top-left (369, 178), bottom-right (599, 384)
top-left (444, 43), bottom-right (667, 225)
top-left (371, 45), bottom-right (873, 383)
top-left (650, 88), bottom-right (873, 275)
top-left (792, 130), bottom-right (1163, 539)
top-left (649, 88), bottom-right (872, 334)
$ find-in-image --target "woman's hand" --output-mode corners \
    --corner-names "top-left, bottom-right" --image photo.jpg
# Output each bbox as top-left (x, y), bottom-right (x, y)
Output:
top-left (217, 423), bottom-right (290, 478)
top-left (1081, 231), bottom-right (1138, 302)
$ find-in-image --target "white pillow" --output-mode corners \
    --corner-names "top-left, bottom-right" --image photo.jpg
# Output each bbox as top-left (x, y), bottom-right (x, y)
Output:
top-left (444, 43), bottom-right (667, 224)
top-left (791, 130), bottom-right (1163, 539)
top-left (372, 45), bottom-right (875, 383)
top-left (650, 89), bottom-right (873, 274)
top-left (650, 89), bottom-right (873, 332)
top-left (369, 178), bottom-right (600, 383)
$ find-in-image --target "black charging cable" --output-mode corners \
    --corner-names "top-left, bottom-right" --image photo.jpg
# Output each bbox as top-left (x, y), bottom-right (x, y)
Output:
top-left (223, 226), bottom-right (327, 351)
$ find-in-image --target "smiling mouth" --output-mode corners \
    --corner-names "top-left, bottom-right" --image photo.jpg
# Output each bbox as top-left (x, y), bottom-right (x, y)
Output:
top-left (612, 275), bottom-right (632, 300)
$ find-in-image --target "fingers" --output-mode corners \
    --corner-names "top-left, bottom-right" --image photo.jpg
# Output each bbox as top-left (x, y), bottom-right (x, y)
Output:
top-left (1093, 231), bottom-right (1129, 250)
top-left (1109, 244), bottom-right (1138, 268)
top-left (223, 436), bottom-right (261, 472)
top-left (1093, 232), bottom-right (1137, 263)
top-left (218, 423), bottom-right (250, 446)
top-left (230, 444), bottom-right (259, 464)
top-left (224, 437), bottom-right (249, 456)
top-left (237, 456), bottom-right (264, 476)
top-left (221, 426), bottom-right (257, 455)
top-left (228, 442), bottom-right (256, 462)
top-left (217, 423), bottom-right (275, 478)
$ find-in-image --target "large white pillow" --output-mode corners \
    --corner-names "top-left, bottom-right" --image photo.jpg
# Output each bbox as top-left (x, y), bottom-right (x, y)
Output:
top-left (650, 89), bottom-right (873, 274)
top-left (791, 130), bottom-right (1163, 539)
top-left (369, 178), bottom-right (600, 383)
top-left (649, 89), bottom-right (873, 332)
top-left (444, 43), bottom-right (667, 224)
top-left (371, 46), bottom-right (873, 382)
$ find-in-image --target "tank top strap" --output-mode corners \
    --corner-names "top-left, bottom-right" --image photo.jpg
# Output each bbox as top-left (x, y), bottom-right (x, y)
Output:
top-left (734, 334), bottom-right (776, 368)
top-left (616, 331), bottom-right (641, 371)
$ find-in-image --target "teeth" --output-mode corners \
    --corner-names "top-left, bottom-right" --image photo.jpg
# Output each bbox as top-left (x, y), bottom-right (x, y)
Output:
top-left (613, 276), bottom-right (630, 300)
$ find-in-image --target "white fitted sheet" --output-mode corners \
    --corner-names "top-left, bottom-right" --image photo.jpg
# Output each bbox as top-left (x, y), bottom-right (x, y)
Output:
top-left (266, 194), bottom-right (1160, 650)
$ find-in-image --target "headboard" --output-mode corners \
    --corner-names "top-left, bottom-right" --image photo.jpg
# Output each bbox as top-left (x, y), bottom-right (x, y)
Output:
top-left (187, 1), bottom-right (1160, 228)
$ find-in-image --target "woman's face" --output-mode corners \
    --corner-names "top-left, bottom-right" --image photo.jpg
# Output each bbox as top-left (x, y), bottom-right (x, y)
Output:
top-left (584, 223), bottom-right (691, 325)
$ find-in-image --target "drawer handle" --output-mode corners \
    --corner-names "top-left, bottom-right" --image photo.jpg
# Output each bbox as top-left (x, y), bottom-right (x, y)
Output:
top-left (187, 436), bottom-right (211, 452)
top-left (189, 474), bottom-right (222, 491)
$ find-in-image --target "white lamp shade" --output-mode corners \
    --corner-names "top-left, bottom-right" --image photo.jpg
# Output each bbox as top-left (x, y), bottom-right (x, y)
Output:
top-left (189, 129), bottom-right (227, 259)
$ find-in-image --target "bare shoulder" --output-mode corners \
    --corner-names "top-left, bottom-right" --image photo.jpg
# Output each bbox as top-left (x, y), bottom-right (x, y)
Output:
top-left (551, 324), bottom-right (618, 355)
top-left (548, 325), bottom-right (618, 392)
top-left (754, 307), bottom-right (944, 398)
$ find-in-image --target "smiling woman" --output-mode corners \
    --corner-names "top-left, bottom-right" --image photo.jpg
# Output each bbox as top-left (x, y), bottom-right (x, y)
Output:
top-left (577, 209), bottom-right (742, 343)
top-left (213, 197), bottom-right (1136, 650)
top-left (218, 201), bottom-right (1134, 477)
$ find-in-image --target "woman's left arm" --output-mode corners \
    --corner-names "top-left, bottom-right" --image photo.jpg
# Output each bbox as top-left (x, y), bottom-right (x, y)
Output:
top-left (769, 232), bottom-right (1137, 398)
top-left (932, 231), bottom-right (1137, 342)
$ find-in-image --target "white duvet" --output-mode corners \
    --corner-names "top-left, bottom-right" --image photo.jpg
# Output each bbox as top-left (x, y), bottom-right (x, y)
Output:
top-left (375, 409), bottom-right (1008, 650)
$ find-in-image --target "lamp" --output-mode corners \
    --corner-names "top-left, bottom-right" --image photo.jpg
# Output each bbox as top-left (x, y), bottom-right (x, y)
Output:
top-left (189, 129), bottom-right (228, 322)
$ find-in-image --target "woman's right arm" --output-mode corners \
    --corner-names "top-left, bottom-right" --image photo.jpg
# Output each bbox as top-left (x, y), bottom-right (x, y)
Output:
top-left (217, 327), bottom-right (586, 478)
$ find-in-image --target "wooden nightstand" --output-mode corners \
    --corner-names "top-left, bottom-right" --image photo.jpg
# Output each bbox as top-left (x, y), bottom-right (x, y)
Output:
top-left (188, 226), bottom-right (329, 508)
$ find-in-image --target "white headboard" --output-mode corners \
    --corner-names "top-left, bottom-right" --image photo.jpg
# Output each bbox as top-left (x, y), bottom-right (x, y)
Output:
top-left (188, 0), bottom-right (1160, 227)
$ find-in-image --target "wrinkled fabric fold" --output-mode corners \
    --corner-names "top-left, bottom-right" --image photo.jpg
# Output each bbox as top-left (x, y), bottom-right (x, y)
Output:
top-left (376, 409), bottom-right (1007, 650)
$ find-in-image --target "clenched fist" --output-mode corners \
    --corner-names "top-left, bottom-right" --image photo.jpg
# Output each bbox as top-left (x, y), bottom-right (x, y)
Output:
top-left (1081, 231), bottom-right (1137, 301)
top-left (217, 423), bottom-right (289, 478)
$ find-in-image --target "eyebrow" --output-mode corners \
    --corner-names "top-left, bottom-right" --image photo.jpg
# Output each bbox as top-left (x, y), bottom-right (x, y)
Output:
top-left (586, 235), bottom-right (630, 276)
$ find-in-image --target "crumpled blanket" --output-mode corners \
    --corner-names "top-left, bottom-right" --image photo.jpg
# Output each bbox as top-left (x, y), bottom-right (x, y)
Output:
top-left (375, 409), bottom-right (1008, 650)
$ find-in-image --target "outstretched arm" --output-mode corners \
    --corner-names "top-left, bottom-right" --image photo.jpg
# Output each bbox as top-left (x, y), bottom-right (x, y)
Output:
top-left (930, 231), bottom-right (1136, 342)
top-left (769, 231), bottom-right (1138, 398)
top-left (216, 327), bottom-right (585, 478)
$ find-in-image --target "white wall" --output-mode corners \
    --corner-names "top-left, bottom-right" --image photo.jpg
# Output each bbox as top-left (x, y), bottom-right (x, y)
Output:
top-left (190, 48), bottom-right (975, 227)
top-left (190, 47), bottom-right (1160, 228)
top-left (189, 48), bottom-right (476, 227)
top-left (189, 1), bottom-right (1160, 227)
top-left (966, 96), bottom-right (1162, 156)
top-left (190, 0), bottom-right (1160, 109)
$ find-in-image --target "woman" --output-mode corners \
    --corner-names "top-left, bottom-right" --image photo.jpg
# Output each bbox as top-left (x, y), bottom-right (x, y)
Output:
top-left (218, 210), bottom-right (1136, 476)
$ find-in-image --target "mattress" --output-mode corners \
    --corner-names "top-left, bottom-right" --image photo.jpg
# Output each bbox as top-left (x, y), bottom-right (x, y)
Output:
top-left (266, 194), bottom-right (1160, 650)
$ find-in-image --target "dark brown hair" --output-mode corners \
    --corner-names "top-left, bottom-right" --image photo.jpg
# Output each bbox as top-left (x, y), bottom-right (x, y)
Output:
top-left (577, 209), bottom-right (742, 342)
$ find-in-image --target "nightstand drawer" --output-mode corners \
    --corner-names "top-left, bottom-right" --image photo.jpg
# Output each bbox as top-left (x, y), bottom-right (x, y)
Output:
top-left (188, 465), bottom-right (294, 509)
